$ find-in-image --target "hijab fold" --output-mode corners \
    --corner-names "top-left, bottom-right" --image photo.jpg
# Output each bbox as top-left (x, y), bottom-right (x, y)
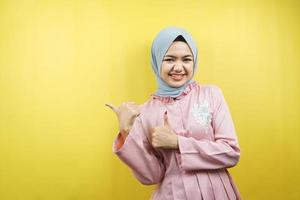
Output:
top-left (150, 26), bottom-right (198, 97)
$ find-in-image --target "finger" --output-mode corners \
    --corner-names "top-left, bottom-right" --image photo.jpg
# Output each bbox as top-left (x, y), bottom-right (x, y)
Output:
top-left (152, 140), bottom-right (158, 148)
top-left (149, 128), bottom-right (155, 143)
top-left (163, 111), bottom-right (169, 127)
top-left (127, 106), bottom-right (139, 115)
top-left (128, 105), bottom-right (140, 113)
top-left (133, 107), bottom-right (140, 114)
top-left (150, 127), bottom-right (154, 134)
top-left (105, 103), bottom-right (118, 113)
top-left (133, 112), bottom-right (140, 118)
top-left (127, 105), bottom-right (138, 111)
top-left (127, 104), bottom-right (139, 110)
top-left (130, 113), bottom-right (140, 121)
top-left (150, 128), bottom-right (156, 137)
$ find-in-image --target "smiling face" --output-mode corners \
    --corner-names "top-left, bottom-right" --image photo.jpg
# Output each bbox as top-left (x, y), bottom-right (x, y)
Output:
top-left (160, 41), bottom-right (194, 88)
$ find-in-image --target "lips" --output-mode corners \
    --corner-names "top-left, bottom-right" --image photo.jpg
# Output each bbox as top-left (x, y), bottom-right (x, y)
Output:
top-left (169, 73), bottom-right (186, 81)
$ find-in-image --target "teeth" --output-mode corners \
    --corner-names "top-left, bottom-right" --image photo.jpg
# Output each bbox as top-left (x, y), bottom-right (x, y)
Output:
top-left (170, 74), bottom-right (185, 81)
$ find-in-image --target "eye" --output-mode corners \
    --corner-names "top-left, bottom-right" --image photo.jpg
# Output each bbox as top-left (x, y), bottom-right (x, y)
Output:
top-left (183, 58), bottom-right (193, 62)
top-left (163, 58), bottom-right (174, 62)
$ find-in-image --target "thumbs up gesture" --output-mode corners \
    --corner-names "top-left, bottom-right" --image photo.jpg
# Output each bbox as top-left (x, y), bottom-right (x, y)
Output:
top-left (151, 111), bottom-right (179, 149)
top-left (105, 102), bottom-right (140, 138)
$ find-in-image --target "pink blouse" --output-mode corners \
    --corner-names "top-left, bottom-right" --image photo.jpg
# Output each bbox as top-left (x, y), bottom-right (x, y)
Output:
top-left (113, 81), bottom-right (241, 200)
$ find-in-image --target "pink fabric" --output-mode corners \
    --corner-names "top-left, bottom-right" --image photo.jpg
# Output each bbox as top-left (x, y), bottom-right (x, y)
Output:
top-left (113, 82), bottom-right (241, 200)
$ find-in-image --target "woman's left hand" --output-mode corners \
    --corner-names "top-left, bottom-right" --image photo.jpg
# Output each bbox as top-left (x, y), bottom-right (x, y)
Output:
top-left (151, 112), bottom-right (179, 149)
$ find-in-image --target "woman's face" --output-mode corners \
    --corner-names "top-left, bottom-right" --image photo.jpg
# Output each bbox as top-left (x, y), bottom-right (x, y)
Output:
top-left (160, 41), bottom-right (194, 88)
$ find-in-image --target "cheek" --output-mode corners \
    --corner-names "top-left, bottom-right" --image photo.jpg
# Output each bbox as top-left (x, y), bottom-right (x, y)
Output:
top-left (161, 64), bottom-right (171, 75)
top-left (186, 65), bottom-right (194, 75)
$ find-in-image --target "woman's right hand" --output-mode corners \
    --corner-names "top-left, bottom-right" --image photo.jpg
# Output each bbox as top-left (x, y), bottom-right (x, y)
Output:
top-left (105, 102), bottom-right (140, 138)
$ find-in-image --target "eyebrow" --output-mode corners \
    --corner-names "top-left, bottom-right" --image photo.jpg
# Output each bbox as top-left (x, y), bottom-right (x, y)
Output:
top-left (164, 54), bottom-right (193, 58)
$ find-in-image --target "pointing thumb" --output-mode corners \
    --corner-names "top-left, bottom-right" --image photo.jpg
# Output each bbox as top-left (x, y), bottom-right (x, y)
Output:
top-left (163, 111), bottom-right (169, 127)
top-left (105, 103), bottom-right (118, 114)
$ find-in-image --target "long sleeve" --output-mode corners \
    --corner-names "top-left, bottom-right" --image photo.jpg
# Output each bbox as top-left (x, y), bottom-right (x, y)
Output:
top-left (178, 86), bottom-right (240, 171)
top-left (113, 116), bottom-right (166, 185)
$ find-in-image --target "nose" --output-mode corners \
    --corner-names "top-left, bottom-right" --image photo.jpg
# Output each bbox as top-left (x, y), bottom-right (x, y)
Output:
top-left (173, 62), bottom-right (184, 72)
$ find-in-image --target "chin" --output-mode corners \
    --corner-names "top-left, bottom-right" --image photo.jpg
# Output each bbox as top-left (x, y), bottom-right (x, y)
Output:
top-left (168, 80), bottom-right (188, 88)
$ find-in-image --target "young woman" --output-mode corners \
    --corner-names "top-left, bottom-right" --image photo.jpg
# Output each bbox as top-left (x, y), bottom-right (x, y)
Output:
top-left (106, 27), bottom-right (241, 200)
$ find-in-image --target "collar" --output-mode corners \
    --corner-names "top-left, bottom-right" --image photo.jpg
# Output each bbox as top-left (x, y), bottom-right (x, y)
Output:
top-left (151, 81), bottom-right (197, 104)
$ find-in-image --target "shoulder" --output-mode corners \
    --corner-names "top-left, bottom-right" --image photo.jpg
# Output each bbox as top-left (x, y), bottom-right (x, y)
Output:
top-left (200, 83), bottom-right (222, 91)
top-left (198, 84), bottom-right (227, 110)
top-left (198, 83), bottom-right (224, 97)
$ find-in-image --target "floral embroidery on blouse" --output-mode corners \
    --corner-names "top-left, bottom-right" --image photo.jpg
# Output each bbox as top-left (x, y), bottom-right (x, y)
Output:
top-left (191, 99), bottom-right (212, 127)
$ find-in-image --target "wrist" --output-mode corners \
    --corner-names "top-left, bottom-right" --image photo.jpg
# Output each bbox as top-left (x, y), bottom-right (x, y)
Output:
top-left (166, 138), bottom-right (178, 149)
top-left (172, 135), bottom-right (179, 149)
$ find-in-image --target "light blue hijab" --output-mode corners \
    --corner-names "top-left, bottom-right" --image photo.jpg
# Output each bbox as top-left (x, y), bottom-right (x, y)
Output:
top-left (150, 26), bottom-right (198, 97)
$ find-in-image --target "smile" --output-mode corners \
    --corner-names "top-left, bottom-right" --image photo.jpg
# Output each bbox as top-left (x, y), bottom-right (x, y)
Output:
top-left (169, 73), bottom-right (186, 81)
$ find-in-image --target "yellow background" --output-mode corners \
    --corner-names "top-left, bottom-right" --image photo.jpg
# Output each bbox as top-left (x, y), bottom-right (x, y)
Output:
top-left (0, 0), bottom-right (299, 199)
